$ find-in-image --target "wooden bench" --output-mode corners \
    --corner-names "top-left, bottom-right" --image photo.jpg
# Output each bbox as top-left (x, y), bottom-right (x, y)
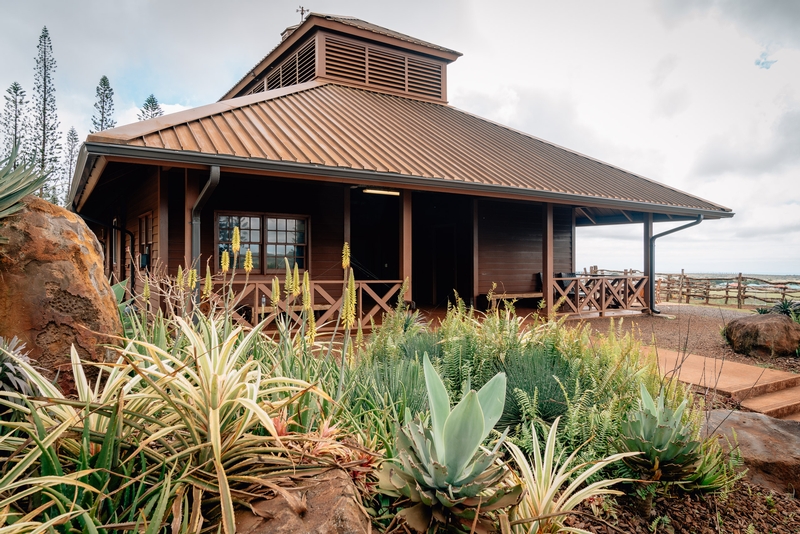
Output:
top-left (489, 292), bottom-right (543, 308)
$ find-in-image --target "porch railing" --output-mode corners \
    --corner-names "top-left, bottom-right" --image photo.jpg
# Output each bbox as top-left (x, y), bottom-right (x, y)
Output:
top-left (552, 274), bottom-right (649, 316)
top-left (215, 278), bottom-right (404, 328)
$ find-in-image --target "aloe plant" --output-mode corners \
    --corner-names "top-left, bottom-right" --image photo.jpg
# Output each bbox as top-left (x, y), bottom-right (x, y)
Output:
top-left (0, 145), bottom-right (48, 218)
top-left (615, 383), bottom-right (701, 515)
top-left (379, 353), bottom-right (522, 533)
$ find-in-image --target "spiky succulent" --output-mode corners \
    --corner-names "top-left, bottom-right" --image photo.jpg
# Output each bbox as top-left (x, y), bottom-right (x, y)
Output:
top-left (615, 384), bottom-right (701, 483)
top-left (379, 354), bottom-right (522, 533)
top-left (0, 337), bottom-right (36, 417)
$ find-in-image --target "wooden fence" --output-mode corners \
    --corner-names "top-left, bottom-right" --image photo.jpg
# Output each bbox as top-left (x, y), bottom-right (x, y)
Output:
top-left (593, 268), bottom-right (800, 309)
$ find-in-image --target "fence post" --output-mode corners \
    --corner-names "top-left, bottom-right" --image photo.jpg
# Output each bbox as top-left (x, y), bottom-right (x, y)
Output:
top-left (737, 272), bottom-right (743, 309)
top-left (678, 269), bottom-right (684, 304)
top-left (724, 282), bottom-right (730, 306)
top-left (705, 280), bottom-right (710, 305)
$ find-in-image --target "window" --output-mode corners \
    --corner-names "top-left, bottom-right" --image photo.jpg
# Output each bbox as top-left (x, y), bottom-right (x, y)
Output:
top-left (139, 212), bottom-right (153, 270)
top-left (217, 213), bottom-right (307, 273)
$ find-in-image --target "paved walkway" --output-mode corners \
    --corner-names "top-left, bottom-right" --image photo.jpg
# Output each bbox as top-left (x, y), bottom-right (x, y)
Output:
top-left (656, 348), bottom-right (800, 421)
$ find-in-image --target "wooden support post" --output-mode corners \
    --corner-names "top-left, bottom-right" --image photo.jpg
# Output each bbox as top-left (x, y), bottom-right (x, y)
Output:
top-left (343, 186), bottom-right (351, 245)
top-left (473, 198), bottom-right (479, 307)
top-left (157, 167), bottom-right (168, 271)
top-left (678, 269), bottom-right (685, 304)
top-left (737, 272), bottom-right (743, 309)
top-left (400, 190), bottom-right (412, 302)
top-left (184, 169), bottom-right (199, 268)
top-left (543, 203), bottom-right (554, 316)
top-left (643, 213), bottom-right (653, 311)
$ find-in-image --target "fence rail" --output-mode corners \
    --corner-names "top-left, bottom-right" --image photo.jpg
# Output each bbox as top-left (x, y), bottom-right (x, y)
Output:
top-left (594, 268), bottom-right (800, 308)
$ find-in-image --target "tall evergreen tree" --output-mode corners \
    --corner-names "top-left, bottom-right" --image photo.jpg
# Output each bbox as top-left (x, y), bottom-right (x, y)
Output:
top-left (60, 126), bottom-right (80, 205)
top-left (1, 82), bottom-right (30, 164)
top-left (137, 94), bottom-right (164, 121)
top-left (91, 75), bottom-right (116, 133)
top-left (30, 26), bottom-right (61, 201)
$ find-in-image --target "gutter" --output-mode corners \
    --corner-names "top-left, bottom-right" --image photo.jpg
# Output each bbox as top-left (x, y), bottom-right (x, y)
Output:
top-left (76, 142), bottom-right (735, 220)
top-left (191, 166), bottom-right (220, 265)
top-left (649, 215), bottom-right (703, 314)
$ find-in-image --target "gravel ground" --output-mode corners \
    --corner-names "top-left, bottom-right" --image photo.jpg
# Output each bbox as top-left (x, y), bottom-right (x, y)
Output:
top-left (573, 303), bottom-right (800, 374)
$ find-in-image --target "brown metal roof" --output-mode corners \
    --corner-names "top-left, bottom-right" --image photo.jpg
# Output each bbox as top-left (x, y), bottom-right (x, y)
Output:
top-left (82, 81), bottom-right (731, 216)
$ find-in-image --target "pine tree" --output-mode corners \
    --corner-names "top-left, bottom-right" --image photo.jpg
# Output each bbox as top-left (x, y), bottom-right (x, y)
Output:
top-left (138, 94), bottom-right (164, 121)
top-left (1, 82), bottom-right (30, 164)
top-left (90, 75), bottom-right (116, 133)
top-left (60, 126), bottom-right (80, 206)
top-left (30, 26), bottom-right (61, 201)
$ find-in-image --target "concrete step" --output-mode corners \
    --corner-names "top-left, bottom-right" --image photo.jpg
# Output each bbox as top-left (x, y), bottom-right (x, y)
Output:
top-left (656, 349), bottom-right (800, 402)
top-left (741, 385), bottom-right (800, 419)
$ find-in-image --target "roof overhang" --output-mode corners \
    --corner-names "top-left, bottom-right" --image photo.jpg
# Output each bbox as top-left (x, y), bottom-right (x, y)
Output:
top-left (69, 141), bottom-right (734, 222)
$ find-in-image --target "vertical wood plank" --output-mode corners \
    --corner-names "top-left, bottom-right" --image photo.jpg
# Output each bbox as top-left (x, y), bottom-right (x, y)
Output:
top-left (473, 198), bottom-right (479, 306)
top-left (400, 190), bottom-right (413, 302)
top-left (643, 212), bottom-right (653, 311)
top-left (184, 169), bottom-right (199, 268)
top-left (158, 167), bottom-right (169, 271)
top-left (543, 203), bottom-right (554, 315)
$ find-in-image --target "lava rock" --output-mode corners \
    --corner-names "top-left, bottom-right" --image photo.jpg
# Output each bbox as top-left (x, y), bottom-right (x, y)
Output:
top-left (725, 314), bottom-right (800, 358)
top-left (704, 409), bottom-right (800, 493)
top-left (0, 196), bottom-right (121, 391)
top-left (235, 469), bottom-right (369, 534)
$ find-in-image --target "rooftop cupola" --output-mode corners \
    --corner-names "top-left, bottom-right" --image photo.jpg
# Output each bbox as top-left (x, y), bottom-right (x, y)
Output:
top-left (221, 13), bottom-right (462, 103)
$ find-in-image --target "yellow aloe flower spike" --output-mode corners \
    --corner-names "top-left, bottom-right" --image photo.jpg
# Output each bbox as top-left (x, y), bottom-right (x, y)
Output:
top-left (232, 226), bottom-right (241, 255)
top-left (202, 267), bottom-right (213, 299)
top-left (271, 277), bottom-right (281, 308)
top-left (292, 263), bottom-right (301, 297)
top-left (143, 279), bottom-right (151, 301)
top-left (284, 258), bottom-right (293, 298)
top-left (342, 242), bottom-right (350, 270)
top-left (188, 268), bottom-right (198, 290)
top-left (343, 269), bottom-right (356, 330)
top-left (176, 265), bottom-right (184, 288)
top-left (244, 249), bottom-right (253, 274)
top-left (356, 319), bottom-right (363, 350)
top-left (221, 251), bottom-right (230, 273)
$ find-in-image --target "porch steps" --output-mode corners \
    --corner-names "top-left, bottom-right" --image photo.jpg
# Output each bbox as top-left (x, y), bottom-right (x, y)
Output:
top-left (656, 348), bottom-right (800, 420)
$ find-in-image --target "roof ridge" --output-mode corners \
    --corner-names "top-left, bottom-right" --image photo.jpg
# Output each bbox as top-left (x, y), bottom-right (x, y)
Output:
top-left (87, 81), bottom-right (327, 145)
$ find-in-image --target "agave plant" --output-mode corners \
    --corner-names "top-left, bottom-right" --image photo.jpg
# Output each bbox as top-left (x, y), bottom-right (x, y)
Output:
top-left (615, 383), bottom-right (701, 515)
top-left (379, 353), bottom-right (522, 533)
top-left (505, 417), bottom-right (636, 534)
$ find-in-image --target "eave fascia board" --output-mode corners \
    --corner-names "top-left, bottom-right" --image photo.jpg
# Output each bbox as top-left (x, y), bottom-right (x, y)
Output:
top-left (79, 142), bottom-right (735, 220)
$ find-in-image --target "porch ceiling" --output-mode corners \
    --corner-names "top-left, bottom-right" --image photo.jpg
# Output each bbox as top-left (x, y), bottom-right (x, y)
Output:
top-left (72, 82), bottom-right (733, 221)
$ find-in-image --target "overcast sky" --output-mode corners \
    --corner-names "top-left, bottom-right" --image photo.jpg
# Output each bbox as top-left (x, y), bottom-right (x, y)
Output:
top-left (3, 1), bottom-right (799, 275)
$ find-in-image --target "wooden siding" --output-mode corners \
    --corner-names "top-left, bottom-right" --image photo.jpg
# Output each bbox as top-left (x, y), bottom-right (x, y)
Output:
top-left (167, 169), bottom-right (186, 274)
top-left (199, 175), bottom-right (345, 283)
top-left (123, 167), bottom-right (159, 278)
top-left (477, 200), bottom-right (573, 296)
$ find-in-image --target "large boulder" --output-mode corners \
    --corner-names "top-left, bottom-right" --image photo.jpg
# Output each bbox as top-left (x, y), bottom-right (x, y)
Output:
top-left (704, 410), bottom-right (800, 493)
top-left (0, 196), bottom-right (121, 390)
top-left (235, 469), bottom-right (370, 534)
top-left (725, 313), bottom-right (800, 358)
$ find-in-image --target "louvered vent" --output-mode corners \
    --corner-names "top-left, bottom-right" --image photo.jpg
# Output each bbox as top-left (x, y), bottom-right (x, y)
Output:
top-left (246, 79), bottom-right (265, 95)
top-left (323, 34), bottom-right (444, 101)
top-left (408, 58), bottom-right (442, 99)
top-left (255, 38), bottom-right (316, 92)
top-left (325, 37), bottom-right (367, 83)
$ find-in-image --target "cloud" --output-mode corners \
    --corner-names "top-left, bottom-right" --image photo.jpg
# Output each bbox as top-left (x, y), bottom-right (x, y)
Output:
top-left (693, 109), bottom-right (800, 175)
top-left (654, 88), bottom-right (691, 118)
top-left (651, 55), bottom-right (679, 88)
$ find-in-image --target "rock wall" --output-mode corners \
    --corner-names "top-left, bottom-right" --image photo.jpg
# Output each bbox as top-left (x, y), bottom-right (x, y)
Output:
top-left (0, 196), bottom-right (121, 388)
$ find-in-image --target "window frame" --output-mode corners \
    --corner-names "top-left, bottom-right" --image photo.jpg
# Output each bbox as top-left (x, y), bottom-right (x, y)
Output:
top-left (139, 211), bottom-right (154, 270)
top-left (214, 211), bottom-right (310, 275)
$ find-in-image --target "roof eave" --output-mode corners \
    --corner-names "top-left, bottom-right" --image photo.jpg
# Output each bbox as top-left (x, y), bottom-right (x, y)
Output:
top-left (73, 142), bottom-right (734, 220)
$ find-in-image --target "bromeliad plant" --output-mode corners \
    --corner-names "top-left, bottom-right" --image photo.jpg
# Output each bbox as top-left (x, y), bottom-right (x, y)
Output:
top-left (379, 353), bottom-right (522, 533)
top-left (615, 383), bottom-right (702, 516)
top-left (504, 417), bottom-right (636, 534)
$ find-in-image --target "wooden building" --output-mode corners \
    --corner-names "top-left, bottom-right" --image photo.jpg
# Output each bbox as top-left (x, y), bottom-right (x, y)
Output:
top-left (68, 13), bottom-right (733, 323)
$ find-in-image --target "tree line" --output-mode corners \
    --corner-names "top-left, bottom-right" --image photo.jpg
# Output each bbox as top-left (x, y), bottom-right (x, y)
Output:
top-left (1, 26), bottom-right (166, 206)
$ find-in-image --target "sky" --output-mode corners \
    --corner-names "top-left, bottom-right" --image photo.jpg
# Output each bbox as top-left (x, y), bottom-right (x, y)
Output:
top-left (2, 0), bottom-right (799, 275)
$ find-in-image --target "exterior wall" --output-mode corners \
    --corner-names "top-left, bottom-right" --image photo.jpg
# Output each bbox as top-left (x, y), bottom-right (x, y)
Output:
top-left (123, 167), bottom-right (160, 276)
top-left (198, 174), bottom-right (345, 282)
top-left (477, 199), bottom-right (573, 295)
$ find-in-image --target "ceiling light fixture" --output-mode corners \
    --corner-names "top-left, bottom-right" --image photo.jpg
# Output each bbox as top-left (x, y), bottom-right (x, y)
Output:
top-left (363, 188), bottom-right (400, 196)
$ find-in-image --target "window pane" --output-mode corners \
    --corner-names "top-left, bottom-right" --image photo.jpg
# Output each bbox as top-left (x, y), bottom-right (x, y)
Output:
top-left (278, 231), bottom-right (286, 244)
top-left (251, 218), bottom-right (260, 229)
top-left (285, 245), bottom-right (295, 258)
top-left (296, 245), bottom-right (304, 258)
top-left (267, 218), bottom-right (276, 230)
top-left (296, 231), bottom-right (305, 244)
top-left (267, 256), bottom-right (277, 269)
top-left (277, 219), bottom-right (286, 231)
top-left (240, 229), bottom-right (250, 242)
top-left (287, 219), bottom-right (295, 231)
top-left (296, 258), bottom-right (304, 269)
top-left (219, 216), bottom-right (229, 228)
top-left (248, 245), bottom-right (260, 268)
top-left (267, 231), bottom-right (276, 243)
top-left (267, 245), bottom-right (276, 256)
top-left (240, 218), bottom-right (249, 229)
top-left (251, 230), bottom-right (260, 242)
top-left (297, 220), bottom-right (305, 232)
top-left (277, 245), bottom-right (285, 256)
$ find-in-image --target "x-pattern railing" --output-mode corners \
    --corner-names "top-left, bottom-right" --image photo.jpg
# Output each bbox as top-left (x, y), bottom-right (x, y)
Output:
top-left (214, 278), bottom-right (403, 328)
top-left (552, 275), bottom-right (648, 316)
